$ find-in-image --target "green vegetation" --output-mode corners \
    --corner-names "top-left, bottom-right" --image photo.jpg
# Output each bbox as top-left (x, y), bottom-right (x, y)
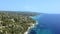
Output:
top-left (0, 11), bottom-right (39, 34)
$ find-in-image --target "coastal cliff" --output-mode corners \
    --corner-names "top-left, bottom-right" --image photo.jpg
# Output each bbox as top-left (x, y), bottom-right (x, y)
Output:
top-left (0, 11), bottom-right (39, 34)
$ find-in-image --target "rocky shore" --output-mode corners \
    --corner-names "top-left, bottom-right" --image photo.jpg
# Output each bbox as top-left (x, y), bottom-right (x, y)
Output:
top-left (24, 17), bottom-right (38, 34)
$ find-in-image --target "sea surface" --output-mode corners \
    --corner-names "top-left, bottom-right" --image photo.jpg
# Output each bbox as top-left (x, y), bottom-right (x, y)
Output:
top-left (29, 14), bottom-right (60, 34)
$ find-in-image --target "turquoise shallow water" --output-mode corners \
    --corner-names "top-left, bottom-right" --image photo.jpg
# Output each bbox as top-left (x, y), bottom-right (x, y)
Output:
top-left (37, 29), bottom-right (52, 34)
top-left (29, 14), bottom-right (60, 34)
top-left (29, 15), bottom-right (52, 34)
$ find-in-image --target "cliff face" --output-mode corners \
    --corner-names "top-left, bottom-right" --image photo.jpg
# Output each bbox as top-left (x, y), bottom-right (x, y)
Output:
top-left (0, 11), bottom-right (38, 34)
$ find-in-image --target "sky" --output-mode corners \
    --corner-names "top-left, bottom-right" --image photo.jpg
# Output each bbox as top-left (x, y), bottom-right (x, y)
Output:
top-left (0, 0), bottom-right (60, 13)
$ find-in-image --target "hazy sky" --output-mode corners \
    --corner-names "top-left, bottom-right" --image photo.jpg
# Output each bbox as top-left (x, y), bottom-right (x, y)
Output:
top-left (0, 0), bottom-right (60, 13)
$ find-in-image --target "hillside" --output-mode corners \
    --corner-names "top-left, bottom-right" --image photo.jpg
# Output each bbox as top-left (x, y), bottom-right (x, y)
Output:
top-left (0, 11), bottom-right (39, 34)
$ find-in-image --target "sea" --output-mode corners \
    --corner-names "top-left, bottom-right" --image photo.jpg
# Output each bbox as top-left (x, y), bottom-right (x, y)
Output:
top-left (29, 13), bottom-right (60, 34)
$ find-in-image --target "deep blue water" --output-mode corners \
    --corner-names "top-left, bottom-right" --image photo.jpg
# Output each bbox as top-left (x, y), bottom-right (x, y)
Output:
top-left (29, 14), bottom-right (60, 34)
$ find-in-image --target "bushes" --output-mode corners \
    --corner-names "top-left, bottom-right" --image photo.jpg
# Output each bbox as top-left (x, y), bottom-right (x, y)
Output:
top-left (0, 12), bottom-right (36, 34)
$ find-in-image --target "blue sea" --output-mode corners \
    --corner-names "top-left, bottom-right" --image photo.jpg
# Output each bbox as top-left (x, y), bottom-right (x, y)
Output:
top-left (29, 14), bottom-right (60, 34)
